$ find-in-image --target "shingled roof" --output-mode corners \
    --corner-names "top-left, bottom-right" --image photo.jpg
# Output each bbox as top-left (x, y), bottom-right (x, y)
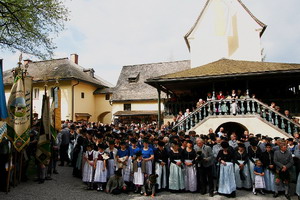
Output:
top-left (112, 60), bottom-right (190, 101)
top-left (3, 58), bottom-right (112, 87)
top-left (184, 0), bottom-right (267, 50)
top-left (147, 59), bottom-right (300, 82)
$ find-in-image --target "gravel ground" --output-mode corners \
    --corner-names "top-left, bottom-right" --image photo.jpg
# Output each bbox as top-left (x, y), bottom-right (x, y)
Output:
top-left (0, 166), bottom-right (298, 200)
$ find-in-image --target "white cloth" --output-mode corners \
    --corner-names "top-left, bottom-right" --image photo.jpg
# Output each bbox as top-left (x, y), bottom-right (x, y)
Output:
top-left (234, 160), bottom-right (251, 189)
top-left (133, 167), bottom-right (144, 185)
top-left (155, 162), bottom-right (167, 189)
top-left (184, 160), bottom-right (197, 192)
top-left (122, 157), bottom-right (132, 182)
top-left (107, 159), bottom-right (116, 178)
top-left (254, 175), bottom-right (265, 189)
top-left (264, 169), bottom-right (275, 192)
top-left (218, 162), bottom-right (236, 194)
top-left (169, 162), bottom-right (185, 190)
top-left (296, 172), bottom-right (300, 196)
top-left (82, 151), bottom-right (94, 183)
top-left (94, 159), bottom-right (107, 183)
top-left (145, 160), bottom-right (152, 175)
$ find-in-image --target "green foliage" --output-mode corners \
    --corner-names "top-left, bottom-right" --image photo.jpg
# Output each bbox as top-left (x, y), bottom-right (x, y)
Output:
top-left (0, 0), bottom-right (69, 59)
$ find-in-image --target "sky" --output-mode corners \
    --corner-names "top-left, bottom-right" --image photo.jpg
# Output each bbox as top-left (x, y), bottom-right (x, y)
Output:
top-left (1, 0), bottom-right (300, 86)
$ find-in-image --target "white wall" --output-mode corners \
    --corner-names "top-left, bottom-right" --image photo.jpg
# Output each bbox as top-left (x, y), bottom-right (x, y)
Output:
top-left (188, 0), bottom-right (263, 68)
top-left (192, 116), bottom-right (291, 138)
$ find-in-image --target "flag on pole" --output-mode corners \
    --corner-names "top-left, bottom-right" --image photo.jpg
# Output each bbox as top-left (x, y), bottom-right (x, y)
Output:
top-left (36, 93), bottom-right (51, 165)
top-left (0, 59), bottom-right (8, 142)
top-left (6, 74), bottom-right (32, 151)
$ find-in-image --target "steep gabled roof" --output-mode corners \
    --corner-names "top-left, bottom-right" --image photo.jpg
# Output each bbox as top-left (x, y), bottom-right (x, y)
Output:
top-left (184, 0), bottom-right (267, 51)
top-left (147, 59), bottom-right (300, 82)
top-left (3, 58), bottom-right (112, 88)
top-left (112, 60), bottom-right (190, 101)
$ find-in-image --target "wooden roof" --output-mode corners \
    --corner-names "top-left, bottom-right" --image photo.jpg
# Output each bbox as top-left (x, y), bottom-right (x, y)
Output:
top-left (114, 110), bottom-right (158, 116)
top-left (3, 58), bottom-right (112, 88)
top-left (147, 59), bottom-right (300, 82)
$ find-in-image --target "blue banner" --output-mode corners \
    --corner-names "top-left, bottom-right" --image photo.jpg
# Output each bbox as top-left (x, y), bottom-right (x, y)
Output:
top-left (0, 59), bottom-right (8, 119)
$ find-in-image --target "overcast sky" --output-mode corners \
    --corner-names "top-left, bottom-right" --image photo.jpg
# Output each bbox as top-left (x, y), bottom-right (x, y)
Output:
top-left (1, 0), bottom-right (300, 86)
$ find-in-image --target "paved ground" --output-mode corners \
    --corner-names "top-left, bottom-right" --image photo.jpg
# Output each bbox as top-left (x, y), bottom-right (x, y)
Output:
top-left (0, 166), bottom-right (298, 200)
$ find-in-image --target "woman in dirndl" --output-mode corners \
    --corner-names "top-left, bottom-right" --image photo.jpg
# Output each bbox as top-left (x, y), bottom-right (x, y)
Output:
top-left (260, 143), bottom-right (275, 192)
top-left (116, 141), bottom-right (130, 182)
top-left (217, 141), bottom-right (236, 197)
top-left (141, 139), bottom-right (154, 176)
top-left (82, 144), bottom-right (95, 190)
top-left (233, 143), bottom-right (252, 189)
top-left (183, 140), bottom-right (197, 192)
top-left (94, 144), bottom-right (108, 191)
top-left (248, 139), bottom-right (262, 185)
top-left (169, 141), bottom-right (185, 191)
top-left (105, 140), bottom-right (118, 179)
top-left (154, 141), bottom-right (168, 191)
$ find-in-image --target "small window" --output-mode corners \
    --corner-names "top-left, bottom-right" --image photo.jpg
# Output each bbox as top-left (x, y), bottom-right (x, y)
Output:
top-left (105, 93), bottom-right (110, 100)
top-left (33, 88), bottom-right (39, 100)
top-left (128, 73), bottom-right (140, 83)
top-left (124, 104), bottom-right (131, 111)
top-left (81, 92), bottom-right (84, 99)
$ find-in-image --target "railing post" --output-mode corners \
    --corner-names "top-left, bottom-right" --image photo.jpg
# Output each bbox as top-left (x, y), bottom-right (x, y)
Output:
top-left (190, 114), bottom-right (193, 128)
top-left (199, 108), bottom-right (202, 121)
top-left (275, 114), bottom-right (279, 127)
top-left (186, 117), bottom-right (189, 131)
top-left (257, 102), bottom-right (261, 114)
top-left (281, 117), bottom-right (285, 130)
top-left (287, 121), bottom-right (292, 135)
top-left (218, 101), bottom-right (221, 115)
top-left (252, 100), bottom-right (256, 114)
top-left (241, 100), bottom-right (245, 115)
top-left (246, 99), bottom-right (251, 114)
top-left (262, 108), bottom-right (266, 119)
top-left (213, 101), bottom-right (216, 116)
top-left (294, 126), bottom-right (298, 135)
top-left (268, 110), bottom-right (273, 123)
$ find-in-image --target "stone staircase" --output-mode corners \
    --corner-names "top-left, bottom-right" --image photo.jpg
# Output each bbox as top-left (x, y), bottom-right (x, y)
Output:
top-left (172, 98), bottom-right (300, 137)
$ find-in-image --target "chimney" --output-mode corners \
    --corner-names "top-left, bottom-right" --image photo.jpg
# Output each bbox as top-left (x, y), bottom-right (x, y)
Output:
top-left (70, 53), bottom-right (78, 64)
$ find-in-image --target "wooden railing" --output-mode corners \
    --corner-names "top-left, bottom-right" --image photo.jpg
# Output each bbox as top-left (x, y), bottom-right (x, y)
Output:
top-left (172, 98), bottom-right (300, 135)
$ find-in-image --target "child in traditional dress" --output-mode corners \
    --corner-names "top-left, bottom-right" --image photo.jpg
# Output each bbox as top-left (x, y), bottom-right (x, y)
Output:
top-left (82, 143), bottom-right (95, 190)
top-left (253, 160), bottom-right (265, 195)
top-left (94, 144), bottom-right (108, 191)
top-left (132, 152), bottom-right (145, 194)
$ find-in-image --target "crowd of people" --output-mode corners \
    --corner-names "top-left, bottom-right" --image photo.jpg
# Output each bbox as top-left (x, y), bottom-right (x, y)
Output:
top-left (31, 119), bottom-right (300, 200)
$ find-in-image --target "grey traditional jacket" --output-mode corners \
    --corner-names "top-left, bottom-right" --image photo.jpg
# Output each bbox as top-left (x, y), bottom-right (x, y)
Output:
top-left (194, 144), bottom-right (214, 167)
top-left (106, 175), bottom-right (127, 193)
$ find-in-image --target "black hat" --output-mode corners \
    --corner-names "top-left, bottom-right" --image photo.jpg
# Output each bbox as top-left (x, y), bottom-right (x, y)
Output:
top-left (221, 141), bottom-right (229, 148)
top-left (250, 140), bottom-right (259, 147)
top-left (172, 141), bottom-right (180, 146)
top-left (149, 174), bottom-right (158, 184)
top-left (108, 140), bottom-right (115, 145)
top-left (86, 142), bottom-right (94, 148)
top-left (97, 143), bottom-right (106, 149)
top-left (135, 151), bottom-right (142, 157)
top-left (287, 138), bottom-right (294, 142)
top-left (158, 141), bottom-right (165, 147)
top-left (120, 141), bottom-right (126, 146)
top-left (274, 137), bottom-right (280, 141)
top-left (238, 143), bottom-right (245, 149)
top-left (143, 139), bottom-right (150, 144)
top-left (130, 138), bottom-right (137, 144)
top-left (187, 140), bottom-right (193, 145)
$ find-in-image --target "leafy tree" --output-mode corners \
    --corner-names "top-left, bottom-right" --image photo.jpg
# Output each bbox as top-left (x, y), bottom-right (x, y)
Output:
top-left (0, 0), bottom-right (69, 59)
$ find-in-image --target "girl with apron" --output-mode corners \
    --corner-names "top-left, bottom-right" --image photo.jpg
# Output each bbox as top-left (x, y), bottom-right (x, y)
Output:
top-left (154, 141), bottom-right (168, 190)
top-left (260, 143), bottom-right (275, 192)
top-left (116, 142), bottom-right (130, 182)
top-left (94, 144), bottom-right (107, 191)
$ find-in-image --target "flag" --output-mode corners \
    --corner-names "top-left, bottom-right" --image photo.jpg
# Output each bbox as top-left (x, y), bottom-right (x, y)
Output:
top-left (50, 87), bottom-right (61, 139)
top-left (0, 59), bottom-right (8, 119)
top-left (0, 59), bottom-right (8, 142)
top-left (6, 75), bottom-right (32, 151)
top-left (36, 93), bottom-right (51, 165)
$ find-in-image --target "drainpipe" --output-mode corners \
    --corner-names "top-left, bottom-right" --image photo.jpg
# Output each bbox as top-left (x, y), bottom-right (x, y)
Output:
top-left (72, 80), bottom-right (80, 121)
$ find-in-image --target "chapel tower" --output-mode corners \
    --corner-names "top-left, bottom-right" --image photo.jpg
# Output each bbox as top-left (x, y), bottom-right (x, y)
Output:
top-left (185, 0), bottom-right (267, 68)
